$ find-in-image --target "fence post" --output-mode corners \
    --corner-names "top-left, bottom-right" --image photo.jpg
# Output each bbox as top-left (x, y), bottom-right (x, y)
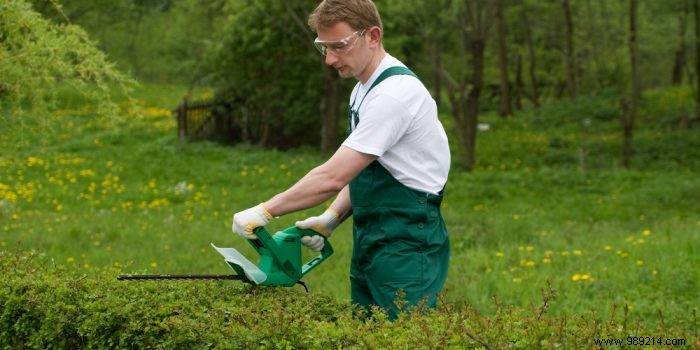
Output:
top-left (178, 97), bottom-right (188, 142)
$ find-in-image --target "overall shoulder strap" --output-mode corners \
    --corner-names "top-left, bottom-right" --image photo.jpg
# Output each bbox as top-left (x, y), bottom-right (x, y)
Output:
top-left (356, 66), bottom-right (418, 110)
top-left (348, 66), bottom-right (419, 133)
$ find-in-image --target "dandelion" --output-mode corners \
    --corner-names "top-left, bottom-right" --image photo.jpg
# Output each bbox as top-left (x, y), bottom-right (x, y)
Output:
top-left (642, 229), bottom-right (651, 236)
top-left (542, 258), bottom-right (551, 264)
top-left (573, 250), bottom-right (582, 256)
top-left (520, 259), bottom-right (535, 267)
top-left (150, 261), bottom-right (158, 268)
top-left (561, 251), bottom-right (570, 256)
top-left (66, 257), bottom-right (74, 264)
top-left (604, 245), bottom-right (613, 251)
top-left (512, 277), bottom-right (522, 283)
top-left (495, 252), bottom-right (505, 258)
top-left (636, 260), bottom-right (644, 266)
top-left (572, 273), bottom-right (592, 282)
top-left (512, 213), bottom-right (520, 220)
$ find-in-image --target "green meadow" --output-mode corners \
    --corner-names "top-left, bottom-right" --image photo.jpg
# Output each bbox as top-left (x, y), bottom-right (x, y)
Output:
top-left (1, 84), bottom-right (699, 346)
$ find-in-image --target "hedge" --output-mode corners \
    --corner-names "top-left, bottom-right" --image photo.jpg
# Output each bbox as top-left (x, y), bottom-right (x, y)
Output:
top-left (1, 250), bottom-right (697, 349)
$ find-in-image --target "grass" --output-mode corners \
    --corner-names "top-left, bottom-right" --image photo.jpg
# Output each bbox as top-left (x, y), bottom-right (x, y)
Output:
top-left (1, 83), bottom-right (699, 339)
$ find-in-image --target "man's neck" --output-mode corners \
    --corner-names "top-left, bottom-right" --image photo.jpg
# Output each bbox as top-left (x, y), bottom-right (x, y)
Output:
top-left (358, 48), bottom-right (387, 84)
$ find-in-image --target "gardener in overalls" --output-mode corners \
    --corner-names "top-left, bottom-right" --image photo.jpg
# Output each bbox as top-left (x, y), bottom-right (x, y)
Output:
top-left (232, 0), bottom-right (450, 319)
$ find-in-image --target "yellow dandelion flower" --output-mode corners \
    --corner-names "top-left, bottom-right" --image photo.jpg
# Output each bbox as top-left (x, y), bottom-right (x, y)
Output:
top-left (495, 252), bottom-right (505, 257)
top-left (542, 258), bottom-right (551, 264)
top-left (512, 214), bottom-right (520, 220)
top-left (66, 257), bottom-right (74, 264)
top-left (561, 251), bottom-right (570, 256)
top-left (580, 274), bottom-right (591, 280)
top-left (604, 245), bottom-right (613, 251)
top-left (573, 250), bottom-right (582, 256)
top-left (636, 260), bottom-right (644, 266)
top-left (571, 274), bottom-right (582, 281)
top-left (642, 229), bottom-right (651, 236)
top-left (512, 277), bottom-right (522, 283)
top-left (150, 262), bottom-right (158, 268)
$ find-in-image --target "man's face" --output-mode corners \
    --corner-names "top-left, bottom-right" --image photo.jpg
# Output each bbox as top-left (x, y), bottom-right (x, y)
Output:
top-left (315, 22), bottom-right (370, 79)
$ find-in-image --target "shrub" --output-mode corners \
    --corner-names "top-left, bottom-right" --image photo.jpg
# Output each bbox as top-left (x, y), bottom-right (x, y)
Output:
top-left (2, 250), bottom-right (697, 349)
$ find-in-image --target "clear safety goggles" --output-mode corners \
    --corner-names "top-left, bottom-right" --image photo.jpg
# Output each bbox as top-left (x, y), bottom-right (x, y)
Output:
top-left (313, 29), bottom-right (366, 56)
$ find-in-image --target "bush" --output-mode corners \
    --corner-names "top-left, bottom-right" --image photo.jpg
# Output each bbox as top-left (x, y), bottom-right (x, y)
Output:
top-left (2, 250), bottom-right (697, 349)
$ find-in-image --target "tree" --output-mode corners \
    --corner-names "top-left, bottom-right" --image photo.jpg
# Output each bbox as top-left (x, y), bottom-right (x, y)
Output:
top-left (695, 0), bottom-right (700, 119)
top-left (0, 0), bottom-right (133, 148)
top-left (442, 0), bottom-right (496, 171)
top-left (199, 0), bottom-right (343, 150)
top-left (495, 0), bottom-right (513, 116)
top-left (671, 1), bottom-right (689, 85)
top-left (621, 0), bottom-right (640, 170)
top-left (561, 0), bottom-right (577, 100)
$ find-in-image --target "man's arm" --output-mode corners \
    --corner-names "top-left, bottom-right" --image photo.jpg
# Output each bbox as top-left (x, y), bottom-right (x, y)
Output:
top-left (263, 146), bottom-right (375, 217)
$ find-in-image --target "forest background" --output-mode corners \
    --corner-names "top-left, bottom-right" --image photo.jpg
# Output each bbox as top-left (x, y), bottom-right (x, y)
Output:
top-left (1, 0), bottom-right (699, 348)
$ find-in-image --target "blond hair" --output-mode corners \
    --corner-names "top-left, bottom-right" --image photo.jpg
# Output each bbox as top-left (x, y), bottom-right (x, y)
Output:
top-left (308, 0), bottom-right (383, 33)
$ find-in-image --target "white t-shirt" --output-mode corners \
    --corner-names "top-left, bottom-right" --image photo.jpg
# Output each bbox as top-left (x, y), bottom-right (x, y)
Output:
top-left (342, 54), bottom-right (450, 195)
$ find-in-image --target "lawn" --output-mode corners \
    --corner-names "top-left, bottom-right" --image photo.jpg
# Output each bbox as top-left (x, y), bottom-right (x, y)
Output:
top-left (1, 84), bottom-right (698, 341)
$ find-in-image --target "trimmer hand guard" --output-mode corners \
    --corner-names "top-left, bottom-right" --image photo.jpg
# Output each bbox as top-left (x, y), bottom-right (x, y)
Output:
top-left (212, 226), bottom-right (333, 287)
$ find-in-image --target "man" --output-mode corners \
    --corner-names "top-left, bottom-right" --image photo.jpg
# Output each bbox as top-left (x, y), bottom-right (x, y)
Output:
top-left (232, 0), bottom-right (450, 319)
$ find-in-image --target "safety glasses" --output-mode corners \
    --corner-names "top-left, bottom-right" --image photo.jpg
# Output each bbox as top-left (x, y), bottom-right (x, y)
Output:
top-left (313, 29), bottom-right (366, 56)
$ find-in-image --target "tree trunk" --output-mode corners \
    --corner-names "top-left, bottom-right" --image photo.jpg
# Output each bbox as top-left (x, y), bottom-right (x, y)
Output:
top-left (514, 54), bottom-right (523, 110)
top-left (495, 0), bottom-right (513, 117)
top-left (520, 0), bottom-right (540, 107)
top-left (321, 64), bottom-right (341, 155)
top-left (464, 39), bottom-right (485, 170)
top-left (446, 38), bottom-right (486, 172)
top-left (695, 0), bottom-right (700, 118)
top-left (432, 41), bottom-right (443, 108)
top-left (562, 0), bottom-right (577, 100)
top-left (622, 0), bottom-right (639, 170)
top-left (671, 2), bottom-right (688, 85)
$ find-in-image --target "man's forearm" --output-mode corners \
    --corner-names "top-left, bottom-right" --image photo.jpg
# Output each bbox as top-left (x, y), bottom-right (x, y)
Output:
top-left (329, 185), bottom-right (352, 222)
top-left (264, 166), bottom-right (344, 217)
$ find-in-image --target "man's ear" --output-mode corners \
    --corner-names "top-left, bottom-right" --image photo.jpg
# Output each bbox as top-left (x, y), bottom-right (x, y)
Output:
top-left (367, 26), bottom-right (382, 47)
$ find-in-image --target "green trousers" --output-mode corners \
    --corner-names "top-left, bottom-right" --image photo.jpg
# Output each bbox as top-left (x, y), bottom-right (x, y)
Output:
top-left (349, 161), bottom-right (450, 320)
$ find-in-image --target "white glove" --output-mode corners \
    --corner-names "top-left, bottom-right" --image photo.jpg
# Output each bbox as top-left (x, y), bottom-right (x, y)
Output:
top-left (296, 209), bottom-right (339, 252)
top-left (232, 203), bottom-right (273, 239)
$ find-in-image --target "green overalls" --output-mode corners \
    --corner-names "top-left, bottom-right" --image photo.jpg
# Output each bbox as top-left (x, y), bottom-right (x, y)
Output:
top-left (347, 66), bottom-right (450, 319)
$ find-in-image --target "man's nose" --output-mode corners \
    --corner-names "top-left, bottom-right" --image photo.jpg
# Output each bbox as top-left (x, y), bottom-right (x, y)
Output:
top-left (325, 50), bottom-right (339, 65)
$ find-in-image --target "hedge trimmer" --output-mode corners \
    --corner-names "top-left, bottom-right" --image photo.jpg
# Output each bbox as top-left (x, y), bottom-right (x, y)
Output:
top-left (117, 226), bottom-right (333, 292)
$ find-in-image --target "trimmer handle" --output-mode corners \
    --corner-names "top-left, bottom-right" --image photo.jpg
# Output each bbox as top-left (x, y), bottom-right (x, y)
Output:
top-left (288, 226), bottom-right (334, 262)
top-left (289, 227), bottom-right (334, 277)
top-left (251, 226), bottom-right (333, 279)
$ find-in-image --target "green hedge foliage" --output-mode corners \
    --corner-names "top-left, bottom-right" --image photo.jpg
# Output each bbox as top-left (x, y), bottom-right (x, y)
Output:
top-left (1, 250), bottom-right (697, 349)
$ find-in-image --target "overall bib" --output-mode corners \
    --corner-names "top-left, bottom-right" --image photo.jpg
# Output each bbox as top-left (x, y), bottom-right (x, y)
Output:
top-left (347, 67), bottom-right (450, 319)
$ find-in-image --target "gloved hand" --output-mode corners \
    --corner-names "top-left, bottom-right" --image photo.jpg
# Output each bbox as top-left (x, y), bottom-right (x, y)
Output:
top-left (295, 209), bottom-right (339, 252)
top-left (232, 203), bottom-right (273, 239)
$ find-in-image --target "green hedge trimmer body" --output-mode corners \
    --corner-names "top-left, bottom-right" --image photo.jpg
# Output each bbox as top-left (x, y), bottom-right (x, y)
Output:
top-left (118, 226), bottom-right (333, 290)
